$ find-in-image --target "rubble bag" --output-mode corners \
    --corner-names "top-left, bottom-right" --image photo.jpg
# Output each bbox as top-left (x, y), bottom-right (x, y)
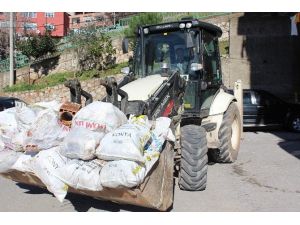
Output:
top-left (31, 147), bottom-right (69, 202)
top-left (0, 149), bottom-right (21, 173)
top-left (100, 160), bottom-right (146, 188)
top-left (0, 141), bottom-right (175, 211)
top-left (0, 108), bottom-right (18, 134)
top-left (25, 109), bottom-right (69, 151)
top-left (60, 127), bottom-right (102, 160)
top-left (55, 159), bottom-right (104, 191)
top-left (15, 106), bottom-right (37, 131)
top-left (72, 101), bottom-right (127, 133)
top-left (145, 117), bottom-right (175, 152)
top-left (11, 152), bottom-right (37, 173)
top-left (32, 100), bottom-right (63, 113)
top-left (0, 109), bottom-right (19, 147)
top-left (95, 115), bottom-right (151, 162)
top-left (0, 138), bottom-right (4, 151)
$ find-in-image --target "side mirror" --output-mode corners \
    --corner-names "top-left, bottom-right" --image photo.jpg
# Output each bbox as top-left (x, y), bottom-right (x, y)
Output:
top-left (190, 63), bottom-right (203, 72)
top-left (122, 38), bottom-right (129, 54)
top-left (121, 67), bottom-right (130, 75)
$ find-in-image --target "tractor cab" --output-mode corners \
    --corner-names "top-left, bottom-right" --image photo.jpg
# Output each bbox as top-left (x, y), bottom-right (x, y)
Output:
top-left (122, 19), bottom-right (223, 121)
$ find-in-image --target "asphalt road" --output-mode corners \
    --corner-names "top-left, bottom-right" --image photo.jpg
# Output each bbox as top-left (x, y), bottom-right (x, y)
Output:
top-left (0, 130), bottom-right (300, 212)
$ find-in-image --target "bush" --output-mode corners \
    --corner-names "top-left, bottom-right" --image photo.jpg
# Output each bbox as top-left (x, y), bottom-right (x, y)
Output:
top-left (124, 13), bottom-right (163, 38)
top-left (16, 31), bottom-right (57, 60)
top-left (69, 25), bottom-right (116, 73)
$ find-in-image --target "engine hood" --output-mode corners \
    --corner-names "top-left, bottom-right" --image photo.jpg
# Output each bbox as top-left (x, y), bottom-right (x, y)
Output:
top-left (119, 75), bottom-right (167, 101)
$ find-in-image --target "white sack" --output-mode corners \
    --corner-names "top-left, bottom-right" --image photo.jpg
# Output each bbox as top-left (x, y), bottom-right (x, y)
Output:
top-left (15, 106), bottom-right (36, 130)
top-left (11, 152), bottom-right (36, 173)
top-left (0, 108), bottom-right (18, 135)
top-left (100, 160), bottom-right (146, 188)
top-left (60, 127), bottom-right (102, 160)
top-left (145, 117), bottom-right (175, 152)
top-left (0, 138), bottom-right (4, 151)
top-left (26, 109), bottom-right (69, 151)
top-left (72, 101), bottom-right (127, 133)
top-left (31, 147), bottom-right (69, 202)
top-left (0, 149), bottom-right (21, 173)
top-left (32, 100), bottom-right (62, 112)
top-left (55, 159), bottom-right (104, 191)
top-left (95, 115), bottom-right (151, 162)
top-left (143, 151), bottom-right (160, 175)
top-left (152, 117), bottom-right (175, 142)
top-left (0, 107), bottom-right (19, 150)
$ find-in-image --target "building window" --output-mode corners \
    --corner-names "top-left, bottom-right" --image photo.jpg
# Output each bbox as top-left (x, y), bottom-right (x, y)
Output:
top-left (0, 21), bottom-right (9, 28)
top-left (95, 16), bottom-right (104, 22)
top-left (45, 24), bottom-right (55, 31)
top-left (23, 23), bottom-right (37, 30)
top-left (83, 16), bottom-right (93, 23)
top-left (22, 12), bottom-right (37, 18)
top-left (72, 17), bottom-right (80, 24)
top-left (45, 12), bottom-right (55, 18)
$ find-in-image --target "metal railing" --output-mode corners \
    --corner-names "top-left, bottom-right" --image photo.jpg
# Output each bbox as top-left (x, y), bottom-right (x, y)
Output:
top-left (0, 53), bottom-right (29, 73)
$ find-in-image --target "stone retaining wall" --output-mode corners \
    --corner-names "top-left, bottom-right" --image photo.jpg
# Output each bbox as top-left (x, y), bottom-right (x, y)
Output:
top-left (1, 75), bottom-right (123, 104)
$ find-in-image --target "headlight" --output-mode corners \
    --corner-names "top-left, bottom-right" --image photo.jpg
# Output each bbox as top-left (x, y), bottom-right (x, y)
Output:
top-left (179, 23), bottom-right (185, 29)
top-left (143, 28), bottom-right (149, 34)
top-left (186, 22), bottom-right (192, 28)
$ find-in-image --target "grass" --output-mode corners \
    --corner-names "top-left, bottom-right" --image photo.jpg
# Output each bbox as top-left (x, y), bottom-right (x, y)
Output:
top-left (219, 40), bottom-right (229, 56)
top-left (3, 62), bottom-right (128, 93)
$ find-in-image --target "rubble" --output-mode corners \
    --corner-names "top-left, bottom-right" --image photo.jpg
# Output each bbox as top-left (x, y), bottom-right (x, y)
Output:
top-left (0, 101), bottom-right (174, 202)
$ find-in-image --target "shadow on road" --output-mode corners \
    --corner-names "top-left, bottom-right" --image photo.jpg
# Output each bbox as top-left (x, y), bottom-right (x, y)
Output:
top-left (244, 127), bottom-right (300, 160)
top-left (65, 192), bottom-right (160, 212)
top-left (15, 183), bottom-right (162, 212)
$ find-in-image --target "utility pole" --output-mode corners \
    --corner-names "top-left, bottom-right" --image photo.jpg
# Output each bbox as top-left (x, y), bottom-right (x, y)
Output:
top-left (113, 12), bottom-right (116, 26)
top-left (9, 12), bottom-right (14, 87)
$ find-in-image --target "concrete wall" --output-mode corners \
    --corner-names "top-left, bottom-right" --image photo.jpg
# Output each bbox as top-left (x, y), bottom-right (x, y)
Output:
top-left (225, 13), bottom-right (300, 102)
top-left (203, 13), bottom-right (243, 41)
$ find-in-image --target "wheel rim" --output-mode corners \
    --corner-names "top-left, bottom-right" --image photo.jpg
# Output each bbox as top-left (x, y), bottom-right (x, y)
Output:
top-left (231, 116), bottom-right (239, 150)
top-left (292, 117), bottom-right (300, 131)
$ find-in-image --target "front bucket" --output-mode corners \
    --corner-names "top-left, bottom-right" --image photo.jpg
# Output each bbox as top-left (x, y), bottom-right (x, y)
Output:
top-left (0, 142), bottom-right (174, 211)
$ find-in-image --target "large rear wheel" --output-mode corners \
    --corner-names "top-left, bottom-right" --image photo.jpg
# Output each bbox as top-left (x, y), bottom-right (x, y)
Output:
top-left (179, 125), bottom-right (208, 191)
top-left (210, 102), bottom-right (241, 163)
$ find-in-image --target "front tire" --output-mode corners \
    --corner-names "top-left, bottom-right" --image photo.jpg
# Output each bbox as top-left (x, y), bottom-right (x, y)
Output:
top-left (179, 125), bottom-right (208, 191)
top-left (210, 102), bottom-right (241, 163)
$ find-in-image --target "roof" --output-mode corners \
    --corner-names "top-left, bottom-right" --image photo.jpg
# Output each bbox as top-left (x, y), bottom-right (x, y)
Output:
top-left (141, 19), bottom-right (222, 37)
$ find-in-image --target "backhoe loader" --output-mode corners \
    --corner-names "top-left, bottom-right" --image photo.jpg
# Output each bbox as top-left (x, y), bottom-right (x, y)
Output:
top-left (1, 18), bottom-right (241, 211)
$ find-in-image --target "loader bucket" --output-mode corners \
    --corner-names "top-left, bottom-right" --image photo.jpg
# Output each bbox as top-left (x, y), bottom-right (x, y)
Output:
top-left (0, 142), bottom-right (174, 211)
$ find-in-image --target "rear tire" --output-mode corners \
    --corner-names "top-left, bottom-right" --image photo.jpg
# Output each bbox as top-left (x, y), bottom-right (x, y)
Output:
top-left (288, 114), bottom-right (300, 133)
top-left (210, 102), bottom-right (241, 163)
top-left (179, 125), bottom-right (208, 191)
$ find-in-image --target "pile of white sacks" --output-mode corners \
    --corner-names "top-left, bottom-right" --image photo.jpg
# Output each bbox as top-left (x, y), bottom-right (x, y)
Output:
top-left (0, 101), bottom-right (175, 202)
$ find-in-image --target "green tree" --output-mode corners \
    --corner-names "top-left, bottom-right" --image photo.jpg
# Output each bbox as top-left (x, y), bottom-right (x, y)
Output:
top-left (16, 31), bottom-right (57, 60)
top-left (0, 30), bottom-right (9, 60)
top-left (69, 25), bottom-right (116, 73)
top-left (124, 13), bottom-right (163, 47)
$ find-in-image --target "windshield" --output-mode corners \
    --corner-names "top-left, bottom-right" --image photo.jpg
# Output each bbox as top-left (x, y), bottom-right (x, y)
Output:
top-left (133, 30), bottom-right (200, 77)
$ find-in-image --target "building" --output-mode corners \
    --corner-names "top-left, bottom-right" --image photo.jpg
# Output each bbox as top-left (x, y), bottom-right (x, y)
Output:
top-left (69, 12), bottom-right (137, 31)
top-left (0, 12), bottom-right (70, 37)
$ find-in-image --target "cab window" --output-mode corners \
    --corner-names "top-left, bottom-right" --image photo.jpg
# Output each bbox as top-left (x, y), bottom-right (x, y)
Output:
top-left (202, 31), bottom-right (222, 85)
